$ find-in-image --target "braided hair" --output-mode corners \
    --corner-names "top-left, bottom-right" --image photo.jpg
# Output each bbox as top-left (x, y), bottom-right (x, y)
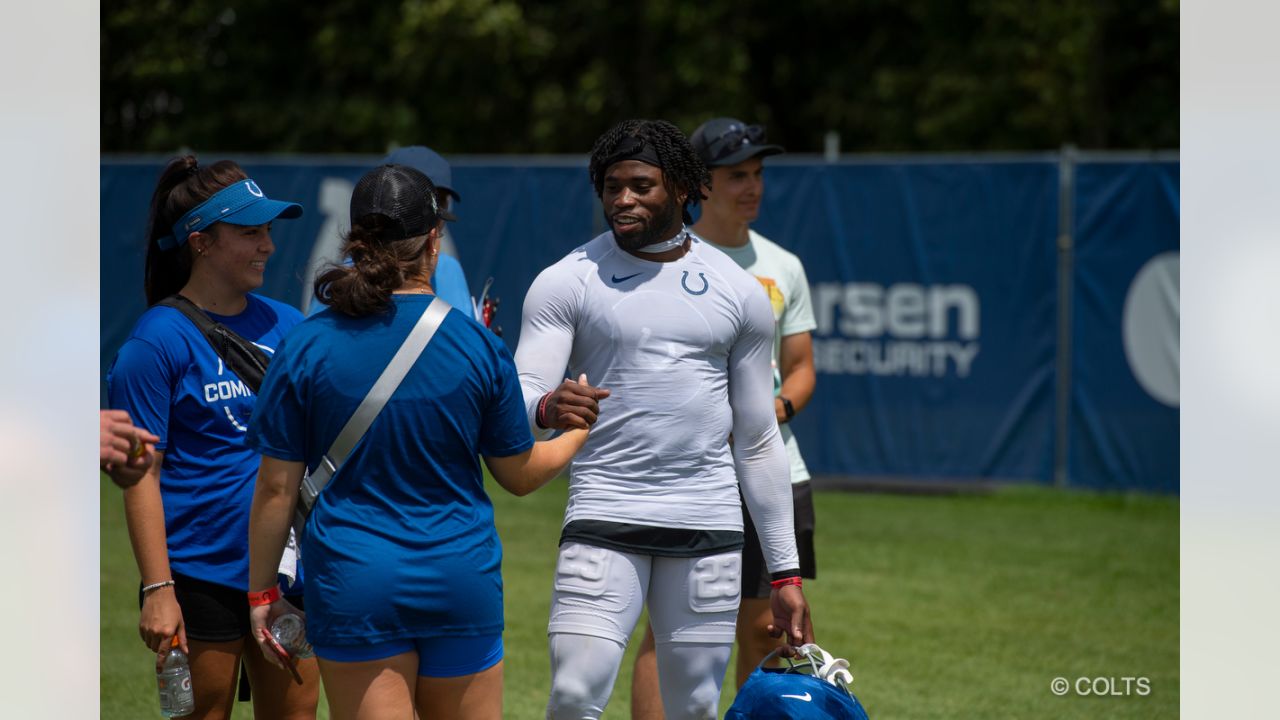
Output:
top-left (588, 119), bottom-right (709, 225)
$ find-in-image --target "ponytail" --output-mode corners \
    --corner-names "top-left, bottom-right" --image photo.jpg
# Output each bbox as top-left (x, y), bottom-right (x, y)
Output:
top-left (142, 155), bottom-right (247, 305)
top-left (314, 215), bottom-right (431, 317)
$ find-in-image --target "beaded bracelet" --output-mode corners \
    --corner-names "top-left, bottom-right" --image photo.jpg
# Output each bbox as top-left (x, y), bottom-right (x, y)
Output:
top-left (141, 580), bottom-right (175, 594)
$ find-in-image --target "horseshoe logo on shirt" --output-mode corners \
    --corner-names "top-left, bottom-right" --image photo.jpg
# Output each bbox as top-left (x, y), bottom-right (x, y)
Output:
top-left (681, 271), bottom-right (708, 296)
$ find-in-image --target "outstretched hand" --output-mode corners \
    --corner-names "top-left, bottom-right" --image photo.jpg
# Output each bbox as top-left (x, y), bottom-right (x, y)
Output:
top-left (768, 584), bottom-right (816, 656)
top-left (101, 410), bottom-right (160, 488)
top-left (541, 374), bottom-right (610, 430)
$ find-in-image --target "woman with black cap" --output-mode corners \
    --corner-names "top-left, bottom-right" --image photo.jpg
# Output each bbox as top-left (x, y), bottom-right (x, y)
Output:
top-left (245, 163), bottom-right (591, 719)
top-left (107, 155), bottom-right (320, 718)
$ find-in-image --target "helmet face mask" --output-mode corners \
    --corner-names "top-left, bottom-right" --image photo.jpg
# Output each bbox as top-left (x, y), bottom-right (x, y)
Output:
top-left (780, 644), bottom-right (855, 692)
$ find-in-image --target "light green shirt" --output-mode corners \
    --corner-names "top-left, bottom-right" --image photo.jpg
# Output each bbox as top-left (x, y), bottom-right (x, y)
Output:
top-left (701, 229), bottom-right (816, 484)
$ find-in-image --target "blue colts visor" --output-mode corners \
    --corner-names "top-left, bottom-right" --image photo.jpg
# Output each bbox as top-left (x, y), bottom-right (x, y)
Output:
top-left (162, 179), bottom-right (304, 249)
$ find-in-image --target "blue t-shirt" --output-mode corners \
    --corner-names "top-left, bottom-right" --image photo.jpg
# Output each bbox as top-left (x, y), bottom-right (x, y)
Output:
top-left (432, 253), bottom-right (472, 316)
top-left (245, 295), bottom-right (533, 645)
top-left (107, 294), bottom-right (304, 590)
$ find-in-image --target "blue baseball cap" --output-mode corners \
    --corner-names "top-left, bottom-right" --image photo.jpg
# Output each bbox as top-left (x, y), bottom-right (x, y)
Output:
top-left (162, 178), bottom-right (303, 249)
top-left (384, 146), bottom-right (461, 203)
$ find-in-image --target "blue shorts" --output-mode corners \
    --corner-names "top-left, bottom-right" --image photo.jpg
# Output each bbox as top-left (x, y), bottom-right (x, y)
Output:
top-left (311, 633), bottom-right (503, 678)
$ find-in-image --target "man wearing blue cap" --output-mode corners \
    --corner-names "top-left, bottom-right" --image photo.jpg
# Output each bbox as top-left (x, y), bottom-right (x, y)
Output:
top-left (384, 146), bottom-right (473, 314)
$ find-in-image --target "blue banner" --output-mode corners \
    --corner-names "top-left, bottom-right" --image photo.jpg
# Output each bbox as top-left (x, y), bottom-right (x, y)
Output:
top-left (101, 154), bottom-right (1178, 491)
top-left (753, 161), bottom-right (1060, 482)
top-left (1069, 161), bottom-right (1179, 492)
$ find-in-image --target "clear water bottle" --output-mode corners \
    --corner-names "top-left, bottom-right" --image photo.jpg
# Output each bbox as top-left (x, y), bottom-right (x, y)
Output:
top-left (156, 636), bottom-right (194, 717)
top-left (271, 613), bottom-right (315, 659)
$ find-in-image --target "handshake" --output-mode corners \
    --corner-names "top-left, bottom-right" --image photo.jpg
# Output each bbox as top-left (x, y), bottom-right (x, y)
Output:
top-left (536, 374), bottom-right (611, 431)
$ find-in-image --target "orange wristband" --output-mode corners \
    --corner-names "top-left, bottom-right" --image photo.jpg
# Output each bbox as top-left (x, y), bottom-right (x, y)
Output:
top-left (770, 576), bottom-right (803, 590)
top-left (247, 586), bottom-right (281, 607)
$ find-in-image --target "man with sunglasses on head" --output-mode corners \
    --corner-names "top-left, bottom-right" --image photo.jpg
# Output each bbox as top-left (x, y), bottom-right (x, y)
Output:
top-left (629, 118), bottom-right (820, 720)
top-left (515, 118), bottom-right (814, 720)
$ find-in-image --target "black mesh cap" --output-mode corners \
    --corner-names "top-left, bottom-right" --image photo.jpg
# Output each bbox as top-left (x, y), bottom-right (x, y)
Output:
top-left (349, 163), bottom-right (457, 240)
top-left (689, 117), bottom-right (784, 167)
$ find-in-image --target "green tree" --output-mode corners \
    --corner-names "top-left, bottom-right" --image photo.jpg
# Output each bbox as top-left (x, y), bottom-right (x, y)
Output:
top-left (101, 0), bottom-right (1178, 154)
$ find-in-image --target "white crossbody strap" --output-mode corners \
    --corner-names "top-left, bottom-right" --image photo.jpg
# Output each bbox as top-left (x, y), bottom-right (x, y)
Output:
top-left (296, 299), bottom-right (451, 523)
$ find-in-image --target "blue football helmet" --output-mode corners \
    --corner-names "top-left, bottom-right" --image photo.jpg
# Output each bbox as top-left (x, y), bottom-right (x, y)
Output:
top-left (725, 643), bottom-right (871, 720)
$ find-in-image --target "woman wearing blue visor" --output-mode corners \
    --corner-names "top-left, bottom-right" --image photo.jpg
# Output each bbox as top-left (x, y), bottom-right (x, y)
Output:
top-left (108, 156), bottom-right (320, 718)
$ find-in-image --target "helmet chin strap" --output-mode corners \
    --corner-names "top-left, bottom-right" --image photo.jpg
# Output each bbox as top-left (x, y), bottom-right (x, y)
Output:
top-left (634, 227), bottom-right (688, 254)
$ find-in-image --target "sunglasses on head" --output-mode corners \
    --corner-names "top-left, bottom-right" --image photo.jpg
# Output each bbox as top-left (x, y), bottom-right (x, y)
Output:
top-left (708, 123), bottom-right (767, 162)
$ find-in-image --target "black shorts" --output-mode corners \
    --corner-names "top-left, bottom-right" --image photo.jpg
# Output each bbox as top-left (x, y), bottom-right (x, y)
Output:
top-left (741, 480), bottom-right (816, 599)
top-left (138, 572), bottom-right (305, 643)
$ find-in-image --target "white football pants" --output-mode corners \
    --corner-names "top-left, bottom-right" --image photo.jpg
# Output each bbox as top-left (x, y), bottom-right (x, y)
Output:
top-left (544, 543), bottom-right (741, 720)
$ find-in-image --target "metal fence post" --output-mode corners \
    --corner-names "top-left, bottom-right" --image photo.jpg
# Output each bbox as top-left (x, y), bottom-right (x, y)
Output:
top-left (1053, 145), bottom-right (1078, 487)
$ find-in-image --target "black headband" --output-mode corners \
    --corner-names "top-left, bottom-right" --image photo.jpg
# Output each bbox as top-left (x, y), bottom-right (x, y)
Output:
top-left (601, 135), bottom-right (663, 172)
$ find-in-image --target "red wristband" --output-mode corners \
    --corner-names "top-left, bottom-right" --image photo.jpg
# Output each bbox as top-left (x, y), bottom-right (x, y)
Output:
top-left (536, 392), bottom-right (552, 429)
top-left (247, 586), bottom-right (281, 607)
top-left (770, 576), bottom-right (803, 590)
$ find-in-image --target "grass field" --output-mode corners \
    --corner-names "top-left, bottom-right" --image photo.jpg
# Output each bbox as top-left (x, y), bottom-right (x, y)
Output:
top-left (102, 475), bottom-right (1178, 718)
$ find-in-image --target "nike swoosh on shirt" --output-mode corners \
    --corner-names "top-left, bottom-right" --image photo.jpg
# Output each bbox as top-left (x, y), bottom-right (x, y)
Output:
top-left (781, 692), bottom-right (813, 702)
top-left (611, 272), bottom-right (643, 283)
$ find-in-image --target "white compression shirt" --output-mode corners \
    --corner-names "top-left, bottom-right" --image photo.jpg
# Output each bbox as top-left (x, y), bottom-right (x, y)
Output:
top-left (515, 230), bottom-right (799, 573)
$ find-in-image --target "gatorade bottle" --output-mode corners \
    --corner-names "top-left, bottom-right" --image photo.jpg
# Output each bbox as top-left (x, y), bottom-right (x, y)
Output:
top-left (156, 636), bottom-right (194, 717)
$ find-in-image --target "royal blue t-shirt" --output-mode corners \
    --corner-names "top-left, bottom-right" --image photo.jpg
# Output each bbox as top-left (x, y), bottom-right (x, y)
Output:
top-left (432, 254), bottom-right (472, 315)
top-left (107, 294), bottom-right (304, 590)
top-left (245, 295), bottom-right (534, 646)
